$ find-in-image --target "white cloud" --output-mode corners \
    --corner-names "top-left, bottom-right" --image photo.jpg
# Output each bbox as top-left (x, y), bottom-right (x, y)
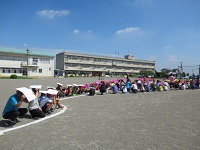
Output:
top-left (168, 55), bottom-right (178, 62)
top-left (37, 10), bottom-right (70, 19)
top-left (73, 29), bottom-right (92, 37)
top-left (73, 29), bottom-right (80, 34)
top-left (116, 27), bottom-right (140, 34)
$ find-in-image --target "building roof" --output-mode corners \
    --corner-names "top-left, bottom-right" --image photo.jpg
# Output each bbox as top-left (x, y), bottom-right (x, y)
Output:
top-left (59, 51), bottom-right (155, 64)
top-left (0, 47), bottom-right (55, 57)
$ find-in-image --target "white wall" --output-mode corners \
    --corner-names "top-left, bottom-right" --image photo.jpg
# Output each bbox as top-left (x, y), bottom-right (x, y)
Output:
top-left (29, 57), bottom-right (54, 77)
top-left (0, 60), bottom-right (22, 68)
top-left (0, 54), bottom-right (54, 77)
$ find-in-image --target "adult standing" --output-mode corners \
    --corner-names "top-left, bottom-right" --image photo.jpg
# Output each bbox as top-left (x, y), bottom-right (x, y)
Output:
top-left (168, 74), bottom-right (175, 90)
top-left (196, 77), bottom-right (199, 89)
top-left (126, 79), bottom-right (131, 92)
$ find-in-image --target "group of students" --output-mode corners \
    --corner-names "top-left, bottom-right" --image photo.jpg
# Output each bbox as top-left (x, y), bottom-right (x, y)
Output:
top-left (2, 84), bottom-right (64, 126)
top-left (54, 75), bottom-right (200, 97)
top-left (2, 75), bottom-right (199, 126)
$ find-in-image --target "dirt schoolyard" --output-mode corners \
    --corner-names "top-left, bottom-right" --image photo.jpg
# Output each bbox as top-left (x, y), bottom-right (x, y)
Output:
top-left (0, 77), bottom-right (200, 150)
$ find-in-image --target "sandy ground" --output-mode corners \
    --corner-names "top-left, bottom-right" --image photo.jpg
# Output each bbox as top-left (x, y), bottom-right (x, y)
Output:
top-left (0, 77), bottom-right (200, 150)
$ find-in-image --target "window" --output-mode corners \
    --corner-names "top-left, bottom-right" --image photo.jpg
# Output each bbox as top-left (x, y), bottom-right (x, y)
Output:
top-left (32, 58), bottom-right (38, 65)
top-left (0, 55), bottom-right (27, 61)
top-left (32, 68), bottom-right (37, 73)
top-left (39, 69), bottom-right (42, 73)
top-left (40, 58), bottom-right (50, 64)
top-left (96, 65), bottom-right (102, 68)
top-left (6, 56), bottom-right (12, 60)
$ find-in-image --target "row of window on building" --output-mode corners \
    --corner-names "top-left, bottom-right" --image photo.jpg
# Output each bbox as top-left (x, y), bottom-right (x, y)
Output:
top-left (64, 55), bottom-right (154, 66)
top-left (0, 55), bottom-right (50, 64)
top-left (65, 64), bottom-right (153, 70)
top-left (65, 64), bottom-right (153, 72)
top-left (0, 68), bottom-right (43, 74)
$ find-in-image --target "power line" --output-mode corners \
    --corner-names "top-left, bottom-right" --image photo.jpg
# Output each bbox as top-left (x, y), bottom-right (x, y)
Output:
top-left (178, 61), bottom-right (200, 75)
top-left (182, 65), bottom-right (199, 67)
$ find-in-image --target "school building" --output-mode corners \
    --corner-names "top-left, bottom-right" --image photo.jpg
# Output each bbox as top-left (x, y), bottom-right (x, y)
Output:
top-left (56, 51), bottom-right (155, 77)
top-left (0, 47), bottom-right (55, 77)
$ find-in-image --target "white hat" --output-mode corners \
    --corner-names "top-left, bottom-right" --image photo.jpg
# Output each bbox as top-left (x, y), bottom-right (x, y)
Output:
top-left (66, 84), bottom-right (73, 87)
top-left (57, 82), bottom-right (63, 86)
top-left (78, 84), bottom-right (84, 87)
top-left (30, 85), bottom-right (42, 89)
top-left (47, 86), bottom-right (56, 90)
top-left (39, 90), bottom-right (47, 94)
top-left (16, 87), bottom-right (36, 102)
top-left (46, 89), bottom-right (58, 95)
top-left (73, 84), bottom-right (78, 86)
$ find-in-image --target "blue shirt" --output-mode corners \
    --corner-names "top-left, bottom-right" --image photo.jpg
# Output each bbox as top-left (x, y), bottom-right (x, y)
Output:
top-left (39, 96), bottom-right (52, 108)
top-left (2, 94), bottom-right (19, 116)
top-left (126, 81), bottom-right (131, 89)
top-left (112, 85), bottom-right (118, 93)
top-left (38, 95), bottom-right (47, 103)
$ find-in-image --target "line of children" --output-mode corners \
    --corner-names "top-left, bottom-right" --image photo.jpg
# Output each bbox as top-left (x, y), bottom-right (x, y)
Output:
top-left (2, 85), bottom-right (66, 126)
top-left (2, 77), bottom-right (199, 126)
top-left (2, 87), bottom-right (36, 126)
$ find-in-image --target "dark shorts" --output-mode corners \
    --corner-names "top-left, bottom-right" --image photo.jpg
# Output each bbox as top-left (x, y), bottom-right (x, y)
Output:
top-left (41, 103), bottom-right (49, 113)
top-left (29, 108), bottom-right (46, 118)
top-left (3, 108), bottom-right (28, 121)
top-left (89, 89), bottom-right (95, 96)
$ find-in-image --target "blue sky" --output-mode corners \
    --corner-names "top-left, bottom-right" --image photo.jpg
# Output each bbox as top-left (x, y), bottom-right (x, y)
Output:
top-left (0, 0), bottom-right (200, 74)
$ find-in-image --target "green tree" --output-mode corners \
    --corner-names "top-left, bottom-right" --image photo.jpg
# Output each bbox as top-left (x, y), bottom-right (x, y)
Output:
top-left (10, 74), bottom-right (18, 79)
top-left (161, 72), bottom-right (168, 78)
top-left (155, 70), bottom-right (161, 78)
top-left (181, 72), bottom-right (186, 77)
top-left (139, 70), bottom-right (155, 77)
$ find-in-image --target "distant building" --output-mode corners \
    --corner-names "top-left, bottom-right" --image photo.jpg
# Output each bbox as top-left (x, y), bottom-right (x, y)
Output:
top-left (161, 68), bottom-right (171, 73)
top-left (56, 51), bottom-right (155, 77)
top-left (161, 68), bottom-right (180, 76)
top-left (0, 47), bottom-right (55, 77)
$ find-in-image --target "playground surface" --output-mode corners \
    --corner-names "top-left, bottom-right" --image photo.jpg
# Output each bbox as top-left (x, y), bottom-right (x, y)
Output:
top-left (0, 77), bottom-right (200, 150)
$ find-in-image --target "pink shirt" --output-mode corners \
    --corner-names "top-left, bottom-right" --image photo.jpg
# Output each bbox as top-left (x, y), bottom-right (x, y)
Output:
top-left (168, 76), bottom-right (174, 82)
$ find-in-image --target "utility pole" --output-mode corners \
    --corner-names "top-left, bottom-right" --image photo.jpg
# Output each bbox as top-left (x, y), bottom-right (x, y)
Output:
top-left (26, 49), bottom-right (32, 77)
top-left (199, 65), bottom-right (200, 75)
top-left (178, 66), bottom-right (180, 77)
top-left (180, 62), bottom-right (183, 73)
top-left (178, 65), bottom-right (180, 71)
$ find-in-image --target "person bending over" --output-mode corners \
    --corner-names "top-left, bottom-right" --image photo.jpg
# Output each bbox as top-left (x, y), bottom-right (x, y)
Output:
top-left (54, 91), bottom-right (64, 109)
top-left (40, 99), bottom-right (53, 115)
top-left (112, 84), bottom-right (118, 94)
top-left (28, 87), bottom-right (46, 118)
top-left (131, 82), bottom-right (138, 93)
top-left (89, 84), bottom-right (96, 96)
top-left (2, 87), bottom-right (35, 124)
top-left (99, 81), bottom-right (107, 95)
